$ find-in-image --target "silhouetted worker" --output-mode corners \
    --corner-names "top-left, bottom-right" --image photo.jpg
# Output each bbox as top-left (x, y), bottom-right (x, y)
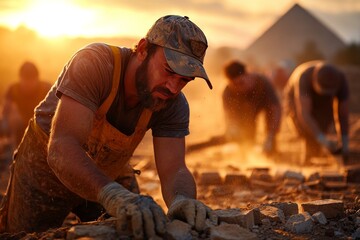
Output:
top-left (284, 60), bottom-right (349, 163)
top-left (222, 60), bottom-right (282, 156)
top-left (0, 61), bottom-right (52, 147)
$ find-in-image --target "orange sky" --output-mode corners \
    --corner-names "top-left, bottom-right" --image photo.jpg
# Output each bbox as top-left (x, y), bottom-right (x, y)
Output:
top-left (0, 0), bottom-right (359, 49)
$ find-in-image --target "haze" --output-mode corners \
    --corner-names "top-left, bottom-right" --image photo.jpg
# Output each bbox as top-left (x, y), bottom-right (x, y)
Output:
top-left (0, 0), bottom-right (359, 49)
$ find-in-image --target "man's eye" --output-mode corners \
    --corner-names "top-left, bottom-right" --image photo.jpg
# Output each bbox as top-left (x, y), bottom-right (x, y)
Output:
top-left (165, 68), bottom-right (175, 75)
top-left (182, 78), bottom-right (193, 83)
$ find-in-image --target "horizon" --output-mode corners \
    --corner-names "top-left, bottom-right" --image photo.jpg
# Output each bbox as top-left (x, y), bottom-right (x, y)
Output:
top-left (0, 0), bottom-right (359, 49)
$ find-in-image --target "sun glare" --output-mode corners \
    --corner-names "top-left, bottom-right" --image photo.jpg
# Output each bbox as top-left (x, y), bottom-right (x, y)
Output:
top-left (22, 0), bottom-right (95, 38)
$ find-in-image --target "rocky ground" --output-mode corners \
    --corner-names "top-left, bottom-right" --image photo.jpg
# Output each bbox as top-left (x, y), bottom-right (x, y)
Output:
top-left (0, 114), bottom-right (360, 239)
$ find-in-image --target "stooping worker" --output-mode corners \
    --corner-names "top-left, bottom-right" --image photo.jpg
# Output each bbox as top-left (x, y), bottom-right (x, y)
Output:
top-left (0, 15), bottom-right (217, 238)
top-left (222, 60), bottom-right (282, 156)
top-left (0, 61), bottom-right (52, 147)
top-left (283, 60), bottom-right (349, 164)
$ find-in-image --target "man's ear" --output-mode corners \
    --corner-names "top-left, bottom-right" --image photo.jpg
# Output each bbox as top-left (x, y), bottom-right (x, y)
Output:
top-left (136, 38), bottom-right (148, 61)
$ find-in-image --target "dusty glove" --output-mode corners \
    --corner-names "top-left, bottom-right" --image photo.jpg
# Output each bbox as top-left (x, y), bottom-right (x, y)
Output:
top-left (98, 182), bottom-right (167, 239)
top-left (316, 134), bottom-right (338, 153)
top-left (167, 195), bottom-right (218, 231)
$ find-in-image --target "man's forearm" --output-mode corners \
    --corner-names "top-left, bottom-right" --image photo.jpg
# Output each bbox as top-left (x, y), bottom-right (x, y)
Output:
top-left (48, 138), bottom-right (111, 202)
top-left (161, 167), bottom-right (197, 208)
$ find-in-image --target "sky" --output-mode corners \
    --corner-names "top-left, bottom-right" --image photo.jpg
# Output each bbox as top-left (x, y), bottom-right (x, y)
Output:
top-left (0, 0), bottom-right (359, 49)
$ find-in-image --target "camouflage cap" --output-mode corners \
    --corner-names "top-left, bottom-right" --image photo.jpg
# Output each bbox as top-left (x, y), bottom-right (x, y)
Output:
top-left (146, 15), bottom-right (212, 89)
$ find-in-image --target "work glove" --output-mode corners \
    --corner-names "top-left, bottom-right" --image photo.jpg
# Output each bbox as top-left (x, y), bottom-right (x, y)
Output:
top-left (98, 182), bottom-right (167, 239)
top-left (167, 195), bottom-right (218, 231)
top-left (316, 134), bottom-right (338, 154)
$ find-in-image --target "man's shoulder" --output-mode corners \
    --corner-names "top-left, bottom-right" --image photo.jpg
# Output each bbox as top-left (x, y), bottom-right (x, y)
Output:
top-left (76, 43), bottom-right (131, 63)
top-left (76, 43), bottom-right (112, 57)
top-left (83, 42), bottom-right (110, 50)
top-left (7, 81), bottom-right (20, 90)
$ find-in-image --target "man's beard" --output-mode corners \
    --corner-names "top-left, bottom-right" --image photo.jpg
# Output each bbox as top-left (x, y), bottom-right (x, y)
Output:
top-left (135, 59), bottom-right (172, 112)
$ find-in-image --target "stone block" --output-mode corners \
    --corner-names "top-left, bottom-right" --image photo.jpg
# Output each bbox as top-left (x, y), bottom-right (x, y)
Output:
top-left (210, 223), bottom-right (258, 240)
top-left (211, 186), bottom-right (234, 197)
top-left (283, 170), bottom-right (305, 182)
top-left (224, 173), bottom-right (247, 185)
top-left (269, 202), bottom-right (299, 218)
top-left (322, 181), bottom-right (347, 191)
top-left (165, 220), bottom-right (192, 240)
top-left (199, 172), bottom-right (223, 185)
top-left (320, 171), bottom-right (346, 182)
top-left (345, 164), bottom-right (360, 183)
top-left (214, 208), bottom-right (254, 229)
top-left (301, 199), bottom-right (344, 219)
top-left (259, 205), bottom-right (285, 223)
top-left (66, 224), bottom-right (118, 240)
top-left (250, 168), bottom-right (272, 182)
top-left (250, 179), bottom-right (278, 192)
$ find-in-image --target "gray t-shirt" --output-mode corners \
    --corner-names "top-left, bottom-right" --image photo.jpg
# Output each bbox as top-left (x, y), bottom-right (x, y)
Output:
top-left (35, 43), bottom-right (190, 137)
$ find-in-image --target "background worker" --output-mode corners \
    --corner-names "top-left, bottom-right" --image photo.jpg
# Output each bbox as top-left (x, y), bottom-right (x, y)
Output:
top-left (0, 15), bottom-right (217, 238)
top-left (0, 61), bottom-right (51, 193)
top-left (222, 60), bottom-right (282, 156)
top-left (283, 60), bottom-right (350, 163)
top-left (0, 61), bottom-right (51, 147)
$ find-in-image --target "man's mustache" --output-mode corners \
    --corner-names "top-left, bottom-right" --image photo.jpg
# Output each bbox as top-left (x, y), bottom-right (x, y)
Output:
top-left (152, 86), bottom-right (176, 99)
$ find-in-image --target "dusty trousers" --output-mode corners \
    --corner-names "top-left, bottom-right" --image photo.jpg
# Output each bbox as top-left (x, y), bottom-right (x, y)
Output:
top-left (0, 119), bottom-right (139, 233)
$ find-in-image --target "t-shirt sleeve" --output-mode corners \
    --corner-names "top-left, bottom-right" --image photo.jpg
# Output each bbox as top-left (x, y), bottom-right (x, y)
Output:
top-left (56, 43), bottom-right (113, 112)
top-left (150, 92), bottom-right (190, 138)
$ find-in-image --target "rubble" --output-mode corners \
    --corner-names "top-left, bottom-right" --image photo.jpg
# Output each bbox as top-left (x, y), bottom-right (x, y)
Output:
top-left (301, 199), bottom-right (344, 218)
top-left (285, 212), bottom-right (314, 234)
top-left (1, 115), bottom-right (360, 239)
top-left (210, 223), bottom-right (258, 240)
top-left (1, 162), bottom-right (359, 240)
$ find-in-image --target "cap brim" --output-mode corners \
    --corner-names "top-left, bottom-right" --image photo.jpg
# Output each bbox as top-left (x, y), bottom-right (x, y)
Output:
top-left (163, 48), bottom-right (212, 89)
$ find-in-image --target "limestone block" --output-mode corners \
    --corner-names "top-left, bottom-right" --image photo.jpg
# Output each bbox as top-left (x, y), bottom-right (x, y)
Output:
top-left (215, 208), bottom-right (254, 229)
top-left (301, 199), bottom-right (344, 218)
top-left (165, 220), bottom-right (192, 240)
top-left (210, 223), bottom-right (258, 240)
top-left (199, 172), bottom-right (223, 185)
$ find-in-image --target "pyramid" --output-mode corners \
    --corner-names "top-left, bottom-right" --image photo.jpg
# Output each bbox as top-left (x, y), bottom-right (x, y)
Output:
top-left (244, 3), bottom-right (346, 67)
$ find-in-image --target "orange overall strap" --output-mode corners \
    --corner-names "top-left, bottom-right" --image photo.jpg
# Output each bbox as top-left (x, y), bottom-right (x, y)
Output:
top-left (96, 45), bottom-right (122, 118)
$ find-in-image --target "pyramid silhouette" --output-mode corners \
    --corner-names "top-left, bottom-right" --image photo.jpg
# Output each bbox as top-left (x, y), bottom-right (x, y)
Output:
top-left (245, 3), bottom-right (345, 67)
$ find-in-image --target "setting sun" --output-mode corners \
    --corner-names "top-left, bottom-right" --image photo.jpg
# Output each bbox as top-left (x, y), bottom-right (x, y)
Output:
top-left (21, 0), bottom-right (95, 37)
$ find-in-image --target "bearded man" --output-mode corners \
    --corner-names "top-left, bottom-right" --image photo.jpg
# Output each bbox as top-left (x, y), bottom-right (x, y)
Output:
top-left (0, 15), bottom-right (216, 238)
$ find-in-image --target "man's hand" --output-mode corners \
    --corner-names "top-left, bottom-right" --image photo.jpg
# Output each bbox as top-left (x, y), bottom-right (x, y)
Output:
top-left (167, 195), bottom-right (218, 231)
top-left (98, 182), bottom-right (167, 239)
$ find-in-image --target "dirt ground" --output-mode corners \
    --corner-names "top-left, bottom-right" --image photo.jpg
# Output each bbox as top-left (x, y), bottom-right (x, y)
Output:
top-left (0, 114), bottom-right (359, 239)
